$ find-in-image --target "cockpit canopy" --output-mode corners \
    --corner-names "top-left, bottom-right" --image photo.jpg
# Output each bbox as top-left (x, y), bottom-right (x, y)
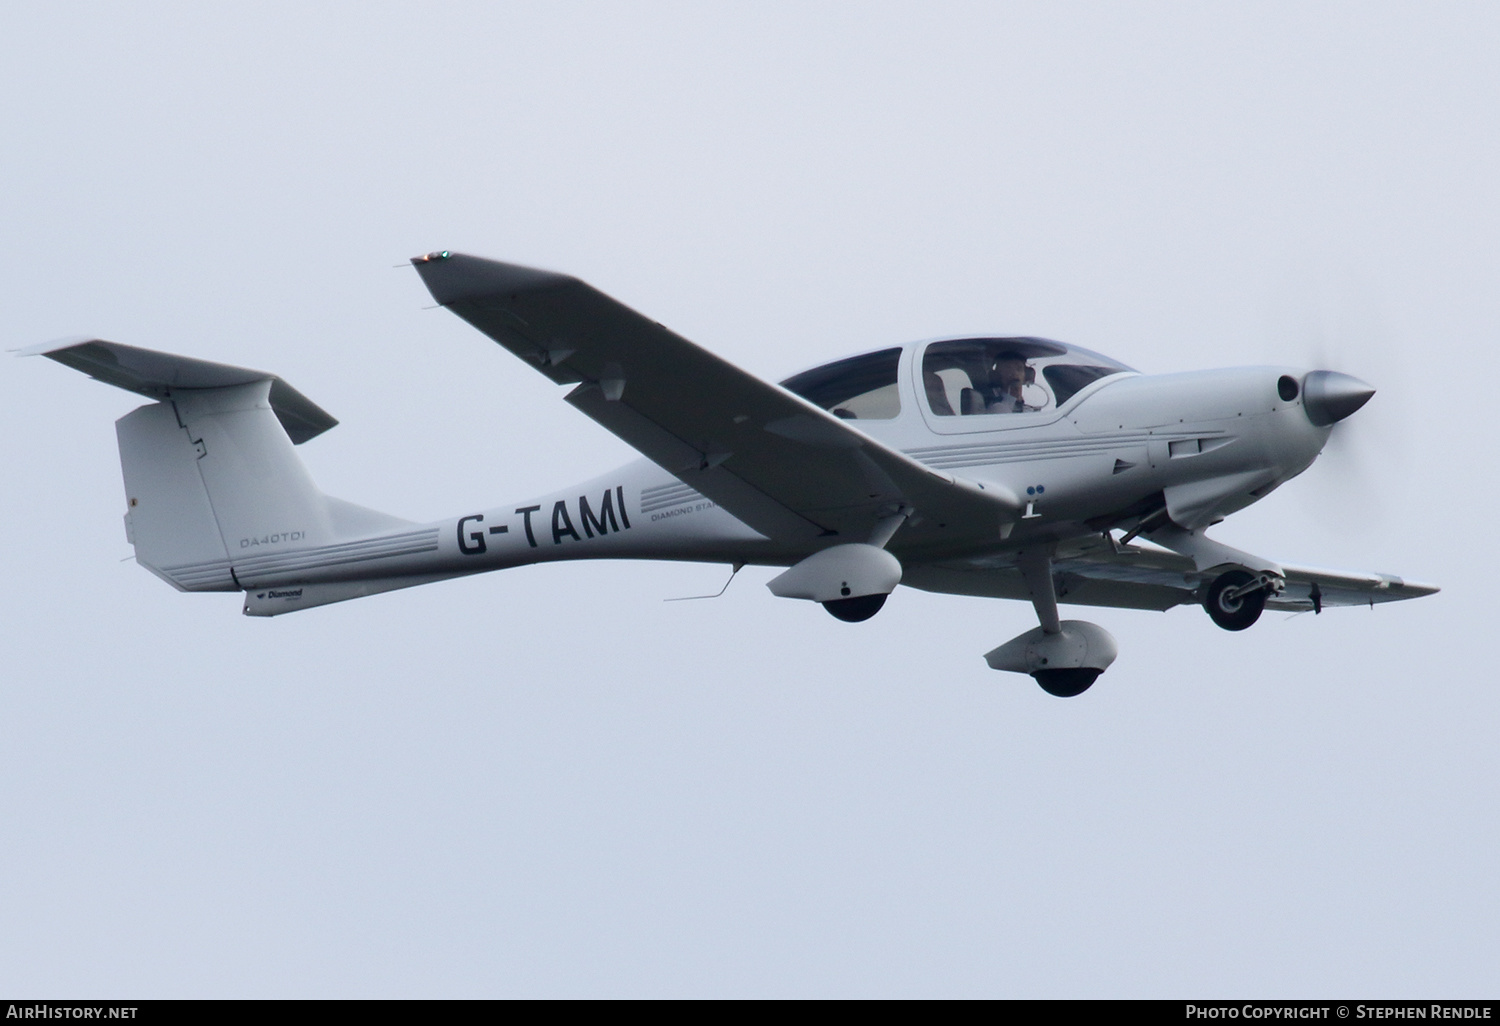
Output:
top-left (779, 347), bottom-right (904, 420)
top-left (922, 337), bottom-right (1132, 417)
top-left (779, 337), bottom-right (1133, 420)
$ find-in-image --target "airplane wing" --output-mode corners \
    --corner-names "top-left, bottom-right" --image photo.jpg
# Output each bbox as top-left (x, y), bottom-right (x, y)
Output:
top-left (903, 533), bottom-right (1439, 612)
top-left (412, 252), bottom-right (1019, 549)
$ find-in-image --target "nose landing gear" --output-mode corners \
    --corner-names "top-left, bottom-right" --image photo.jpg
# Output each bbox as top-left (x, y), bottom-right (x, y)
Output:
top-left (1202, 569), bottom-right (1282, 630)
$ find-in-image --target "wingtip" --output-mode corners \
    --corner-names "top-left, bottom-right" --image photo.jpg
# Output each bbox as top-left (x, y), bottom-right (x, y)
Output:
top-left (409, 251), bottom-right (573, 306)
top-left (12, 335), bottom-right (102, 358)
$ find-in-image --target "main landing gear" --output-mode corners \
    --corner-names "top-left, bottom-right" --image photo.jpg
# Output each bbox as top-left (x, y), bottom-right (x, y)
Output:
top-left (986, 621), bottom-right (1119, 697)
top-left (768, 510), bottom-right (914, 623)
top-left (984, 549), bottom-right (1118, 697)
top-left (767, 540), bottom-right (904, 622)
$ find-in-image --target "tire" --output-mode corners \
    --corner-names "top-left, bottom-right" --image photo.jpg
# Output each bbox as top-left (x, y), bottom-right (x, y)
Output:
top-left (1203, 570), bottom-right (1266, 631)
top-left (822, 594), bottom-right (887, 622)
top-left (1033, 668), bottom-right (1102, 697)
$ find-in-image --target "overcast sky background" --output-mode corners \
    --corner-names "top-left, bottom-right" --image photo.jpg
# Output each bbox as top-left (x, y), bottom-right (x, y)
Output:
top-left (2, 2), bottom-right (1496, 998)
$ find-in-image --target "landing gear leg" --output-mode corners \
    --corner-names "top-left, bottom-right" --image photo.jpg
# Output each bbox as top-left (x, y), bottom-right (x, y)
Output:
top-left (981, 549), bottom-right (1117, 697)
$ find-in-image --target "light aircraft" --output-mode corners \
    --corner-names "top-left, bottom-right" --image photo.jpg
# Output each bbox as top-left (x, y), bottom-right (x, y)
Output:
top-left (27, 251), bottom-right (1437, 696)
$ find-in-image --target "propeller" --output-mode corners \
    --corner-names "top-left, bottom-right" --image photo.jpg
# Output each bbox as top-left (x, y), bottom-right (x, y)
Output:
top-left (1264, 277), bottom-right (1399, 531)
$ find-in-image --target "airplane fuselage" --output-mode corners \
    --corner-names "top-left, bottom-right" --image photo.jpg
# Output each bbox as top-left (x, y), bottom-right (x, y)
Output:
top-left (230, 359), bottom-right (1337, 615)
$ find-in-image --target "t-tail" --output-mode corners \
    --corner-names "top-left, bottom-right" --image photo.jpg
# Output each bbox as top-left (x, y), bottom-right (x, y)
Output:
top-left (26, 339), bottom-right (463, 614)
top-left (28, 339), bottom-right (738, 616)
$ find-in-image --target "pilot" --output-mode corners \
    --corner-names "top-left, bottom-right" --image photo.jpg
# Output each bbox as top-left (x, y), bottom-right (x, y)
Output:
top-left (987, 351), bottom-right (1034, 413)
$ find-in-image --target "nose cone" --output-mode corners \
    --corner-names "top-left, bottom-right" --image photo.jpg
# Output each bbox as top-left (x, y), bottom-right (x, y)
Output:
top-left (1303, 370), bottom-right (1375, 426)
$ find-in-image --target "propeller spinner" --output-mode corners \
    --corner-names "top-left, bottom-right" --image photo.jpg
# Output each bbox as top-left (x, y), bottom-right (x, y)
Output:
top-left (1303, 370), bottom-right (1376, 426)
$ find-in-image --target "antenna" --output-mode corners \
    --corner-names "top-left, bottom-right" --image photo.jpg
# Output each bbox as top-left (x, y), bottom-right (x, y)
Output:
top-left (665, 563), bottom-right (744, 602)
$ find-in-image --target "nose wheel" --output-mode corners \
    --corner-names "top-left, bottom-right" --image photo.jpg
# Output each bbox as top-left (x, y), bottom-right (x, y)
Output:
top-left (1202, 569), bottom-right (1271, 631)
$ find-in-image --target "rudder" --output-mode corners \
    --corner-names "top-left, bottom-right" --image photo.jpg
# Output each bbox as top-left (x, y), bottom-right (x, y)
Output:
top-left (117, 399), bottom-right (236, 590)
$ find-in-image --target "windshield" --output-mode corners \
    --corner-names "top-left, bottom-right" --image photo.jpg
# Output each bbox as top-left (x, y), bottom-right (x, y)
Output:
top-left (921, 337), bottom-right (1132, 417)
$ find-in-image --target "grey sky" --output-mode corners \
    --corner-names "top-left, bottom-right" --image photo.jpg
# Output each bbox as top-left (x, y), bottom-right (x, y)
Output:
top-left (2, 2), bottom-right (1496, 997)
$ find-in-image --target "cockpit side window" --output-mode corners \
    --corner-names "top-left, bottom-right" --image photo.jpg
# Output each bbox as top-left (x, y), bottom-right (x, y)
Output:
top-left (922, 337), bottom-right (1130, 417)
top-left (923, 339), bottom-right (1051, 416)
top-left (780, 348), bottom-right (902, 420)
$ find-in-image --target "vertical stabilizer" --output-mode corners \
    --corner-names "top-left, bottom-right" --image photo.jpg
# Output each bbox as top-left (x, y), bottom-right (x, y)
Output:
top-left (118, 380), bottom-right (358, 591)
top-left (174, 379), bottom-right (336, 560)
top-left (31, 339), bottom-right (410, 592)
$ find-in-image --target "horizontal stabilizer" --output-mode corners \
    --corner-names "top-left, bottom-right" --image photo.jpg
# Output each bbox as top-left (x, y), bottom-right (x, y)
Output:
top-left (22, 337), bottom-right (337, 444)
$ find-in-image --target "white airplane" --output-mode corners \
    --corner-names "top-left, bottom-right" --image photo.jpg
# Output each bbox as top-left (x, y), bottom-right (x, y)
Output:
top-left (27, 251), bottom-right (1437, 696)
